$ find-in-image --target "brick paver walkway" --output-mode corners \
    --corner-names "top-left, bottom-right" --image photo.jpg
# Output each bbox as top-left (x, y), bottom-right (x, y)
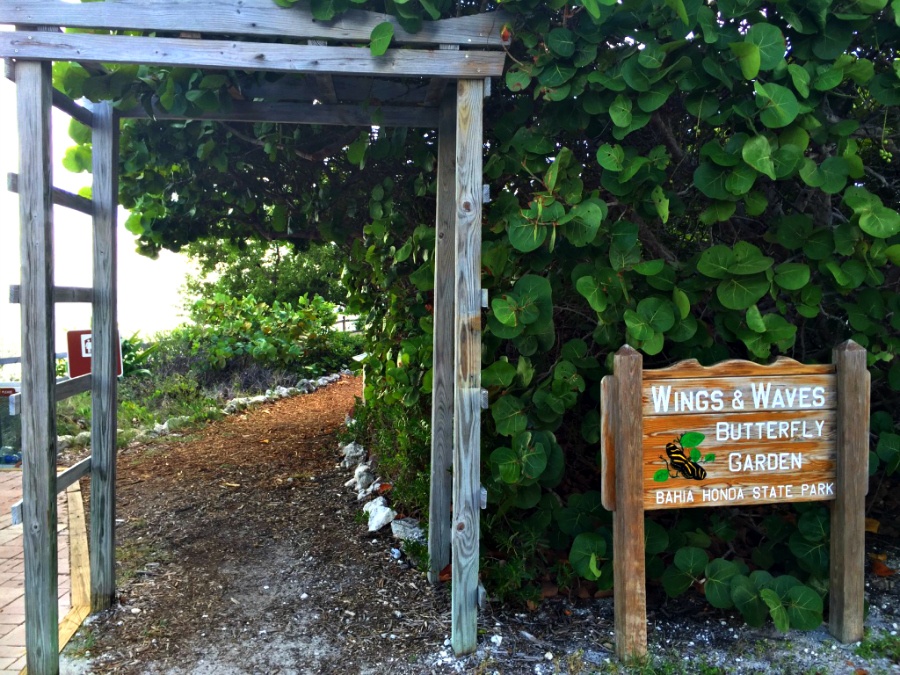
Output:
top-left (0, 470), bottom-right (73, 674)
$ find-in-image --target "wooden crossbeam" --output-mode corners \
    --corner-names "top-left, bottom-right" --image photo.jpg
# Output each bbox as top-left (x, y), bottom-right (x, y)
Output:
top-left (9, 285), bottom-right (93, 304)
top-left (0, 32), bottom-right (505, 78)
top-left (52, 88), bottom-right (93, 127)
top-left (7, 172), bottom-right (93, 216)
top-left (0, 1), bottom-right (510, 48)
top-left (7, 374), bottom-right (93, 417)
top-left (11, 457), bottom-right (93, 525)
top-left (119, 101), bottom-right (439, 128)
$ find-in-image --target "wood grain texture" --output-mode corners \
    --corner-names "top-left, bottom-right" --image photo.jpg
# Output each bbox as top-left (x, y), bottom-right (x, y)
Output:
top-left (612, 346), bottom-right (647, 660)
top-left (9, 285), bottom-right (92, 304)
top-left (428, 91), bottom-right (455, 585)
top-left (7, 373), bottom-right (92, 413)
top-left (56, 456), bottom-right (91, 494)
top-left (451, 79), bottom-right (483, 657)
top-left (642, 375), bottom-right (836, 416)
top-left (643, 356), bottom-right (835, 380)
top-left (0, 1), bottom-right (511, 47)
top-left (118, 101), bottom-right (439, 128)
top-left (90, 102), bottom-right (119, 612)
top-left (642, 410), bottom-right (836, 509)
top-left (8, 172), bottom-right (94, 215)
top-left (17, 57), bottom-right (60, 675)
top-left (59, 483), bottom-right (91, 651)
top-left (829, 341), bottom-right (868, 643)
top-left (600, 375), bottom-right (616, 511)
top-left (0, 32), bottom-right (507, 78)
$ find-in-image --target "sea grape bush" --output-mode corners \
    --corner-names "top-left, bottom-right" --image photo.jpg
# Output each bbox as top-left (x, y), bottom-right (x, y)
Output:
top-left (188, 293), bottom-right (337, 372)
top-left (55, 0), bottom-right (900, 630)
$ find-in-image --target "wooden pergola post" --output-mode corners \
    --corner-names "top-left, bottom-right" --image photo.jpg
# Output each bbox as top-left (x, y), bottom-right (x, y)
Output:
top-left (428, 90), bottom-right (456, 585)
top-left (451, 78), bottom-right (484, 656)
top-left (90, 102), bottom-right (119, 611)
top-left (829, 340), bottom-right (869, 642)
top-left (16, 57), bottom-right (60, 674)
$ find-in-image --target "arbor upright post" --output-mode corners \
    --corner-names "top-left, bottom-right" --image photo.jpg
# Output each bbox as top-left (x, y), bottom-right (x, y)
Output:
top-left (17, 57), bottom-right (60, 674)
top-left (451, 78), bottom-right (484, 656)
top-left (90, 102), bottom-right (119, 611)
top-left (428, 90), bottom-right (457, 585)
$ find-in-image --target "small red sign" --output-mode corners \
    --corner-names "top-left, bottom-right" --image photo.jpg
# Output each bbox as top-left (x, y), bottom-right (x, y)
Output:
top-left (0, 388), bottom-right (16, 398)
top-left (66, 330), bottom-right (123, 378)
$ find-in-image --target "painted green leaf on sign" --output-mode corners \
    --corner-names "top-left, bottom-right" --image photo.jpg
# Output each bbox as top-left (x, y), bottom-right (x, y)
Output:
top-left (680, 431), bottom-right (706, 448)
top-left (369, 22), bottom-right (394, 56)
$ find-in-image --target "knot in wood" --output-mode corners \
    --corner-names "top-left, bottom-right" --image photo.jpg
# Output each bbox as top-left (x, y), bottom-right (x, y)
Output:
top-left (463, 201), bottom-right (472, 211)
top-left (456, 522), bottom-right (465, 531)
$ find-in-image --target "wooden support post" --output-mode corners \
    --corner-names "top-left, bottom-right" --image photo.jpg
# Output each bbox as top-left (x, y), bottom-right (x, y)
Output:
top-left (17, 58), bottom-right (60, 674)
top-left (90, 102), bottom-right (120, 612)
top-left (613, 345), bottom-right (647, 661)
top-left (829, 340), bottom-right (868, 643)
top-left (451, 78), bottom-right (483, 656)
top-left (428, 90), bottom-right (456, 585)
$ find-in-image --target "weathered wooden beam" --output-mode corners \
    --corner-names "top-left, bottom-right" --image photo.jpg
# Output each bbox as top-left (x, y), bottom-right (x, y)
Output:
top-left (308, 41), bottom-right (338, 104)
top-left (450, 78), bottom-right (483, 657)
top-left (11, 457), bottom-right (93, 525)
top-left (90, 102), bottom-right (119, 612)
top-left (8, 172), bottom-right (93, 216)
top-left (9, 285), bottom-right (93, 304)
top-left (829, 340), bottom-right (869, 643)
top-left (0, 1), bottom-right (510, 47)
top-left (118, 101), bottom-right (439, 128)
top-left (17, 56), bottom-right (60, 675)
top-left (612, 345), bottom-right (647, 660)
top-left (244, 76), bottom-right (431, 106)
top-left (52, 88), bottom-right (93, 127)
top-left (428, 90), bottom-right (456, 585)
top-left (7, 375), bottom-right (92, 419)
top-left (0, 32), bottom-right (507, 79)
top-left (424, 45), bottom-right (458, 107)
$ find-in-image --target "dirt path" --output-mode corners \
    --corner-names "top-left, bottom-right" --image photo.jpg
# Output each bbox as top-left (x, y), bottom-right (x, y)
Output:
top-left (62, 376), bottom-right (900, 674)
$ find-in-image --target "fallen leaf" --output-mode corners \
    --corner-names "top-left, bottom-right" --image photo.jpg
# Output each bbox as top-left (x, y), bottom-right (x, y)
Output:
top-left (872, 560), bottom-right (896, 577)
top-left (526, 599), bottom-right (538, 611)
top-left (865, 518), bottom-right (880, 534)
top-left (855, 669), bottom-right (869, 675)
top-left (438, 564), bottom-right (452, 583)
top-left (260, 439), bottom-right (270, 444)
top-left (541, 582), bottom-right (558, 599)
top-left (378, 483), bottom-right (393, 494)
top-left (868, 552), bottom-right (888, 562)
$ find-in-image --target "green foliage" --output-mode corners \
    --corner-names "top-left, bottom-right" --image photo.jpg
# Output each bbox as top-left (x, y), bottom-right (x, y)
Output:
top-left (53, 0), bottom-right (900, 628)
top-left (187, 293), bottom-right (339, 374)
top-left (184, 239), bottom-right (346, 306)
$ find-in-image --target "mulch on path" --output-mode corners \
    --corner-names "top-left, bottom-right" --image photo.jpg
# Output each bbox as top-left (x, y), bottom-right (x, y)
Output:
top-left (63, 375), bottom-right (900, 675)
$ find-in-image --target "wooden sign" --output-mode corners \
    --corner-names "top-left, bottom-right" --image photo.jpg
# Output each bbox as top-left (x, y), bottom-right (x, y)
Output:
top-left (601, 342), bottom-right (869, 661)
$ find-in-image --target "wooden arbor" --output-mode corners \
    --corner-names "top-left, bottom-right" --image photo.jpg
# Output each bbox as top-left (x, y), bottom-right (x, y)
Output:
top-left (0, 2), bottom-right (508, 672)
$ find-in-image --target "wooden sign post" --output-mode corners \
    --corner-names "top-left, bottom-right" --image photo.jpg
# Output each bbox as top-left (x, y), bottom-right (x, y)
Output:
top-left (601, 341), bottom-right (869, 660)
